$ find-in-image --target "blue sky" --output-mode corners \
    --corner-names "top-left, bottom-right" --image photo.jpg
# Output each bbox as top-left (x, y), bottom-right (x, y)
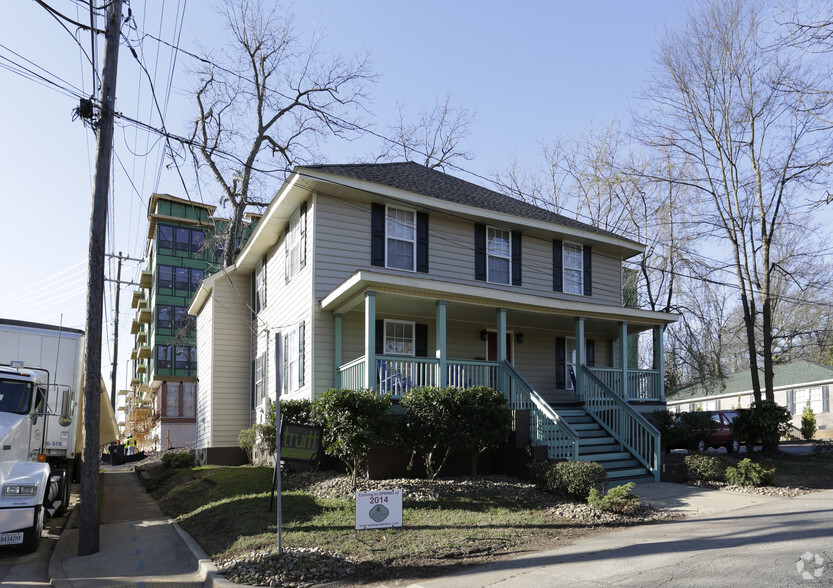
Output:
top-left (0, 0), bottom-right (688, 393)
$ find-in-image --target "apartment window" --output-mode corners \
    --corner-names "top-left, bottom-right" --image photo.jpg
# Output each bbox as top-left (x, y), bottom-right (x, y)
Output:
top-left (384, 319), bottom-right (415, 356)
top-left (386, 206), bottom-right (416, 271)
top-left (175, 346), bottom-right (196, 370)
top-left (254, 257), bottom-right (267, 313)
top-left (563, 243), bottom-right (583, 295)
top-left (285, 203), bottom-right (306, 281)
top-left (175, 227), bottom-right (191, 252)
top-left (158, 265), bottom-right (173, 289)
top-left (788, 387), bottom-right (829, 415)
top-left (282, 322), bottom-right (306, 392)
top-left (190, 268), bottom-right (204, 291)
top-left (158, 225), bottom-right (174, 250)
top-left (191, 230), bottom-right (205, 254)
top-left (158, 306), bottom-right (172, 329)
top-left (156, 345), bottom-right (172, 370)
top-left (487, 227), bottom-right (511, 285)
top-left (175, 267), bottom-right (189, 291)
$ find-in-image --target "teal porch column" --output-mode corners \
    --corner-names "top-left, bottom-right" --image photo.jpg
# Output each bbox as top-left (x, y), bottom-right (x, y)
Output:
top-left (436, 300), bottom-right (447, 387)
top-left (575, 317), bottom-right (585, 396)
top-left (333, 313), bottom-right (342, 389)
top-left (496, 307), bottom-right (507, 393)
top-left (618, 321), bottom-right (629, 400)
top-left (365, 291), bottom-right (377, 390)
top-left (654, 325), bottom-right (665, 402)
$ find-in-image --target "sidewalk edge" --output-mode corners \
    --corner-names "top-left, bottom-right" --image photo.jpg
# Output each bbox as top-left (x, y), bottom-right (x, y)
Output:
top-left (172, 521), bottom-right (236, 587)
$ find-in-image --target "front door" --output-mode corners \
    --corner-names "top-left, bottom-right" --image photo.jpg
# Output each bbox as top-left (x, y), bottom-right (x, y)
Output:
top-left (486, 331), bottom-right (513, 363)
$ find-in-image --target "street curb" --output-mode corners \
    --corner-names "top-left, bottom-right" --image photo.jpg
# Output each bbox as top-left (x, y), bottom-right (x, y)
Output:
top-left (172, 521), bottom-right (236, 587)
top-left (48, 500), bottom-right (78, 588)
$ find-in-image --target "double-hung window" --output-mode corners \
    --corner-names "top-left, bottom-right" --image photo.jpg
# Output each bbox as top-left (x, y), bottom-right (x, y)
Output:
top-left (254, 257), bottom-right (267, 313)
top-left (285, 203), bottom-right (306, 281)
top-left (282, 322), bottom-right (306, 392)
top-left (254, 354), bottom-right (265, 406)
top-left (384, 319), bottom-right (415, 356)
top-left (386, 206), bottom-right (416, 271)
top-left (563, 243), bottom-right (583, 294)
top-left (487, 227), bottom-right (511, 285)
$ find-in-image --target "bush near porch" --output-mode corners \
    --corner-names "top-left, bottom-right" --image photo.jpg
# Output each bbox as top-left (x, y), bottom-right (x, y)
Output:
top-left (240, 386), bottom-right (519, 485)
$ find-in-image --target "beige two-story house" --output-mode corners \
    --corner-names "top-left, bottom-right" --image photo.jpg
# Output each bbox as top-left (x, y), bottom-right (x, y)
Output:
top-left (189, 162), bottom-right (677, 480)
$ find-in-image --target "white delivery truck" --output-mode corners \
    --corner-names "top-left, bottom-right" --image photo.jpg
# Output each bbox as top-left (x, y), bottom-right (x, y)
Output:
top-left (0, 319), bottom-right (86, 552)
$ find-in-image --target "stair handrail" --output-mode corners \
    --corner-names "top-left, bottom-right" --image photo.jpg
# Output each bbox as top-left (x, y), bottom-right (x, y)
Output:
top-left (581, 365), bottom-right (660, 480)
top-left (502, 361), bottom-right (580, 461)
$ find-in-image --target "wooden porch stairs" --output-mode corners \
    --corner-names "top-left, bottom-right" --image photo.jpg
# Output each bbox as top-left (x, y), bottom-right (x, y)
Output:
top-left (552, 405), bottom-right (654, 485)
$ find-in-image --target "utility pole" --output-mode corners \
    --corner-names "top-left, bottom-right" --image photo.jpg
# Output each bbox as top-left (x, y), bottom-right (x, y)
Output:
top-left (105, 252), bottom-right (142, 409)
top-left (80, 0), bottom-right (122, 557)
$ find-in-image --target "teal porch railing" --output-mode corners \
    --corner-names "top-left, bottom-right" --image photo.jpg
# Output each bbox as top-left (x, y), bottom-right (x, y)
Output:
top-left (579, 366), bottom-right (660, 481)
top-left (337, 355), bottom-right (579, 461)
top-left (589, 367), bottom-right (663, 401)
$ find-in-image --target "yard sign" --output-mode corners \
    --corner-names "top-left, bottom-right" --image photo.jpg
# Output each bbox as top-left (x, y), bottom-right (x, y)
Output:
top-left (355, 489), bottom-right (403, 530)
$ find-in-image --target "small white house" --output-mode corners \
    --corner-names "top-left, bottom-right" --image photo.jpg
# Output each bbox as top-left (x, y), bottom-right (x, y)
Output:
top-left (666, 360), bottom-right (833, 438)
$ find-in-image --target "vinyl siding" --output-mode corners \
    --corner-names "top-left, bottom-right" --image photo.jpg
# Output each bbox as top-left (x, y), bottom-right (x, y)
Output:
top-left (313, 194), bottom-right (625, 307)
top-left (199, 273), bottom-right (252, 448)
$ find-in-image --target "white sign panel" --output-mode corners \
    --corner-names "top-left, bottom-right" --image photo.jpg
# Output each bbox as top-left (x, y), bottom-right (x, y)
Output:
top-left (355, 489), bottom-right (403, 530)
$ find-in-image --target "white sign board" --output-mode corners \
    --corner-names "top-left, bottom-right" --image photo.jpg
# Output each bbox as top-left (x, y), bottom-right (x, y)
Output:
top-left (355, 489), bottom-right (403, 530)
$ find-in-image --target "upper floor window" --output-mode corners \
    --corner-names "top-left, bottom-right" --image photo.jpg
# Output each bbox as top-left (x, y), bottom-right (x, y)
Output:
top-left (487, 227), bottom-right (511, 284)
top-left (283, 321), bottom-right (306, 392)
top-left (285, 203), bottom-right (307, 281)
top-left (386, 206), bottom-right (416, 271)
top-left (159, 225), bottom-right (174, 249)
top-left (254, 257), bottom-right (267, 313)
top-left (563, 243), bottom-right (583, 294)
top-left (475, 224), bottom-right (521, 285)
top-left (157, 265), bottom-right (204, 296)
top-left (371, 203), bottom-right (429, 273)
top-left (553, 240), bottom-right (592, 296)
top-left (158, 224), bottom-right (205, 256)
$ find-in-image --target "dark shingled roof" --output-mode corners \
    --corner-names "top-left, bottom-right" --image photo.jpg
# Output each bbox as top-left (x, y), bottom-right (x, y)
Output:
top-left (300, 161), bottom-right (633, 242)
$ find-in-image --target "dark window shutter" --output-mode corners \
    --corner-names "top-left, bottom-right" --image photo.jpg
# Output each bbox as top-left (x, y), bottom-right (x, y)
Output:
top-left (556, 337), bottom-right (566, 389)
top-left (586, 340), bottom-right (595, 366)
top-left (415, 323), bottom-right (428, 357)
top-left (416, 212), bottom-right (429, 273)
top-left (371, 203), bottom-right (385, 267)
top-left (553, 240), bottom-right (563, 292)
top-left (298, 321), bottom-right (305, 387)
top-left (375, 320), bottom-right (384, 355)
top-left (300, 201), bottom-right (307, 269)
top-left (824, 386), bottom-right (829, 413)
top-left (787, 390), bottom-right (795, 414)
top-left (583, 245), bottom-right (592, 296)
top-left (274, 331), bottom-right (282, 394)
top-left (512, 230), bottom-right (522, 286)
top-left (474, 223), bottom-right (486, 281)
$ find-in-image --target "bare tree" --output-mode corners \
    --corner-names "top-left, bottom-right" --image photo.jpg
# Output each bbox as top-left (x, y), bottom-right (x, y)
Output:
top-left (635, 0), bottom-right (833, 404)
top-left (376, 95), bottom-right (474, 170)
top-left (190, 0), bottom-right (374, 266)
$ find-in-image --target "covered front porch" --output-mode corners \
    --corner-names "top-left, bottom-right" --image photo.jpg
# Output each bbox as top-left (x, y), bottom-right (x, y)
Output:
top-left (321, 271), bottom-right (676, 480)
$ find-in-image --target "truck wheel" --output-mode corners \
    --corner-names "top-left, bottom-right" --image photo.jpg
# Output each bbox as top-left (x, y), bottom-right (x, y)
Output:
top-left (19, 506), bottom-right (43, 554)
top-left (52, 469), bottom-right (71, 517)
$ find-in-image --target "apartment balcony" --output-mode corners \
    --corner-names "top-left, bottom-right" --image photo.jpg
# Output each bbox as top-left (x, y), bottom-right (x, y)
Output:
top-left (130, 348), bottom-right (138, 360)
top-left (136, 330), bottom-right (147, 344)
top-left (139, 270), bottom-right (153, 288)
top-left (136, 363), bottom-right (147, 374)
top-left (137, 304), bottom-right (152, 325)
top-left (131, 289), bottom-right (142, 309)
top-left (131, 319), bottom-right (140, 335)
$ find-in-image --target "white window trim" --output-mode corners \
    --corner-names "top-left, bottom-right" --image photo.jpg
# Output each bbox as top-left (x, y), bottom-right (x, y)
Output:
top-left (284, 329), bottom-right (298, 393)
top-left (383, 319), bottom-right (416, 356)
top-left (385, 205), bottom-right (417, 272)
top-left (562, 241), bottom-right (584, 295)
top-left (285, 206), bottom-right (305, 281)
top-left (486, 226), bottom-right (511, 285)
top-left (255, 257), bottom-right (267, 312)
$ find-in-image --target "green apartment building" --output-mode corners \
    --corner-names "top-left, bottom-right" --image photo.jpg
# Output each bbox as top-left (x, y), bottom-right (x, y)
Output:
top-left (127, 193), bottom-right (257, 450)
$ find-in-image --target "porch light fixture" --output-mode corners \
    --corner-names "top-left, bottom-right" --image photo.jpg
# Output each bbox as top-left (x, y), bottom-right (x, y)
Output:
top-left (480, 329), bottom-right (488, 341)
top-left (515, 332), bottom-right (524, 344)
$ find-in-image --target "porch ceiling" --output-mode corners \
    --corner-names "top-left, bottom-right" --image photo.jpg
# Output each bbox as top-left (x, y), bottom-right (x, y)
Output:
top-left (320, 270), bottom-right (678, 335)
